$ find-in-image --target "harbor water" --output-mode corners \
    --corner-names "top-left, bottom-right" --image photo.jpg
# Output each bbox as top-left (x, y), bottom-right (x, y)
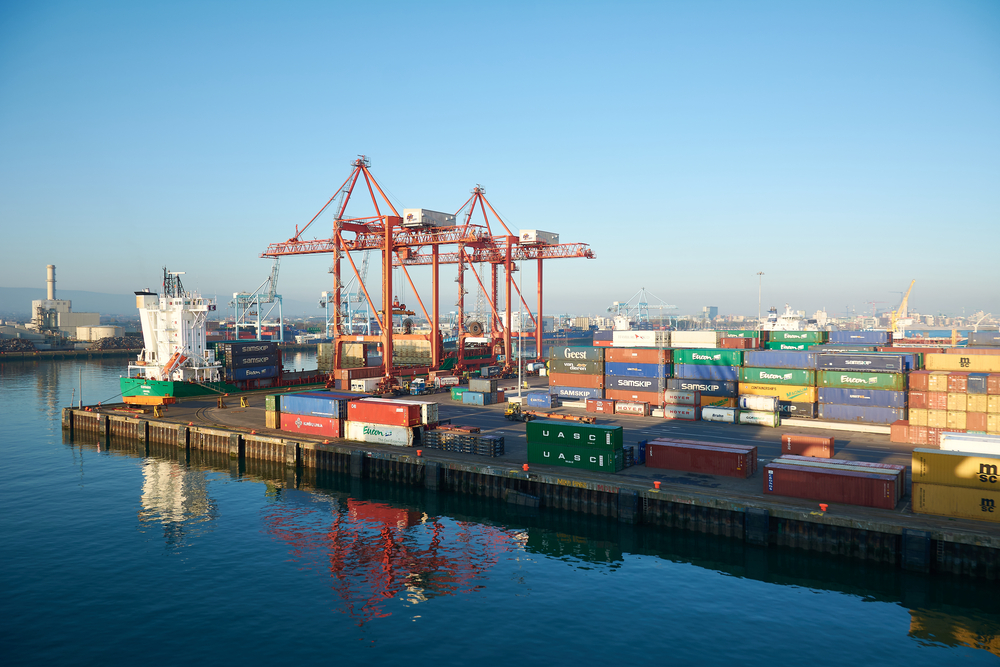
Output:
top-left (2, 355), bottom-right (999, 664)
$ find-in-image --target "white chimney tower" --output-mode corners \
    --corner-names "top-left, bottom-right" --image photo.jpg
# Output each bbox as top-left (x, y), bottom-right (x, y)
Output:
top-left (47, 264), bottom-right (56, 300)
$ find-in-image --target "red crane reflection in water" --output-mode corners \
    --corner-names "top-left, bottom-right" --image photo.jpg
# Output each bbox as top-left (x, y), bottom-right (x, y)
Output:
top-left (262, 497), bottom-right (524, 625)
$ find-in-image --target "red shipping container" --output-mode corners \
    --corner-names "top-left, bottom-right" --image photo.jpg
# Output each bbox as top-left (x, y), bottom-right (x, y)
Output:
top-left (586, 399), bottom-right (616, 413)
top-left (604, 347), bottom-right (673, 364)
top-left (777, 454), bottom-right (905, 500)
top-left (947, 372), bottom-right (971, 393)
top-left (347, 399), bottom-right (421, 427)
top-left (908, 371), bottom-right (930, 391)
top-left (926, 427), bottom-right (945, 446)
top-left (989, 374), bottom-right (1000, 395)
top-left (779, 434), bottom-right (834, 458)
top-left (763, 463), bottom-right (898, 510)
top-left (651, 438), bottom-right (757, 474)
top-left (348, 499), bottom-right (421, 528)
top-left (877, 346), bottom-right (945, 354)
top-left (967, 411), bottom-right (988, 432)
top-left (908, 391), bottom-right (928, 409)
top-left (890, 420), bottom-right (910, 444)
top-left (720, 337), bottom-right (755, 349)
top-left (280, 413), bottom-right (342, 438)
top-left (605, 387), bottom-right (662, 405)
top-left (548, 372), bottom-right (604, 389)
top-left (646, 441), bottom-right (754, 478)
top-left (926, 392), bottom-right (949, 410)
top-left (593, 339), bottom-right (613, 347)
top-left (909, 425), bottom-right (929, 445)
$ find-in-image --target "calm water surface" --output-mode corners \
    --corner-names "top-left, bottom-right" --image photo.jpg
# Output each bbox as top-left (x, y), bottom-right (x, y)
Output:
top-left (1, 355), bottom-right (998, 665)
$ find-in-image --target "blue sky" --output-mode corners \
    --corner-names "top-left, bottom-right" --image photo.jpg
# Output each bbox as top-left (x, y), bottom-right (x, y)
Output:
top-left (1, 0), bottom-right (998, 319)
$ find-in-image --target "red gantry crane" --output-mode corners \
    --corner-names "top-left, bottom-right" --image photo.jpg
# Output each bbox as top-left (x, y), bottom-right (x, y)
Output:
top-left (261, 156), bottom-right (595, 381)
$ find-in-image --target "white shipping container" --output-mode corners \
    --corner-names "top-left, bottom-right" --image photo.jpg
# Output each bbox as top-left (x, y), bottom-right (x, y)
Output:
top-left (614, 401), bottom-right (649, 416)
top-left (738, 410), bottom-right (781, 427)
top-left (670, 331), bottom-right (721, 347)
top-left (939, 432), bottom-right (1000, 455)
top-left (702, 407), bottom-right (738, 423)
top-left (402, 208), bottom-right (456, 227)
top-left (662, 405), bottom-right (700, 420)
top-left (663, 390), bottom-right (700, 406)
top-left (519, 229), bottom-right (560, 245)
top-left (390, 399), bottom-right (440, 425)
top-left (434, 376), bottom-right (460, 388)
top-left (612, 330), bottom-right (671, 348)
top-left (344, 421), bottom-right (416, 447)
top-left (739, 395), bottom-right (779, 412)
top-left (351, 378), bottom-right (382, 392)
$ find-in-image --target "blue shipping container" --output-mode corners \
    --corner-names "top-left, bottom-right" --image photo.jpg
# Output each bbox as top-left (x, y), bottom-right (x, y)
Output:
top-left (604, 361), bottom-right (670, 378)
top-left (968, 373), bottom-right (990, 395)
top-left (817, 403), bottom-right (906, 424)
top-left (226, 365), bottom-right (279, 381)
top-left (592, 330), bottom-right (614, 341)
top-left (605, 376), bottom-right (667, 392)
top-left (743, 351), bottom-right (817, 370)
top-left (817, 387), bottom-right (907, 409)
top-left (462, 391), bottom-right (486, 406)
top-left (280, 393), bottom-right (351, 418)
top-left (664, 378), bottom-right (738, 397)
top-left (829, 331), bottom-right (891, 345)
top-left (549, 386), bottom-right (604, 399)
top-left (525, 392), bottom-right (556, 408)
top-left (816, 354), bottom-right (905, 373)
top-left (674, 364), bottom-right (740, 382)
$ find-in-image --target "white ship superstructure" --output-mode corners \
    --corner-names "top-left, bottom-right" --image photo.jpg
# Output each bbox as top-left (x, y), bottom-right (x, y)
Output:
top-left (759, 304), bottom-right (822, 332)
top-left (128, 269), bottom-right (221, 382)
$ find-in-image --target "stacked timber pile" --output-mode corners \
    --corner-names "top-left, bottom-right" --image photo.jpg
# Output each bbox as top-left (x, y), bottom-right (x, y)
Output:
top-left (91, 335), bottom-right (143, 350)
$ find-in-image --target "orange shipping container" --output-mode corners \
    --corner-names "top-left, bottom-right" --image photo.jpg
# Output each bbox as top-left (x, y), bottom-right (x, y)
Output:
top-left (967, 411), bottom-right (988, 432)
top-left (890, 420), bottom-right (909, 444)
top-left (909, 370), bottom-right (930, 391)
top-left (927, 392), bottom-right (949, 410)
top-left (989, 374), bottom-right (1000, 395)
top-left (908, 425), bottom-right (929, 445)
top-left (547, 372), bottom-right (604, 389)
top-left (604, 388), bottom-right (662, 406)
top-left (700, 396), bottom-right (737, 408)
top-left (909, 391), bottom-right (928, 409)
top-left (947, 372), bottom-right (971, 393)
top-left (604, 347), bottom-right (673, 364)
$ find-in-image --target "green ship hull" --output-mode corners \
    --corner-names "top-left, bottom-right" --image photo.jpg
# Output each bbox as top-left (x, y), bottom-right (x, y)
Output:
top-left (120, 377), bottom-right (242, 399)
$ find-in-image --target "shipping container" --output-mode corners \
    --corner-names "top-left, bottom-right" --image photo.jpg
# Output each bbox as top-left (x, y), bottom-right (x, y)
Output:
top-left (738, 410), bottom-right (781, 427)
top-left (604, 388), bottom-right (662, 405)
top-left (662, 390), bottom-right (701, 406)
top-left (817, 370), bottom-right (906, 391)
top-left (462, 391), bottom-right (490, 406)
top-left (816, 353), bottom-right (905, 373)
top-left (526, 392), bottom-right (557, 408)
top-left (777, 401), bottom-right (817, 419)
top-left (991, 374), bottom-right (1000, 395)
top-left (912, 483), bottom-right (1000, 523)
top-left (227, 351), bottom-right (281, 368)
top-left (939, 432), bottom-right (1000, 454)
top-left (911, 448), bottom-right (1000, 490)
top-left (829, 330), bottom-right (892, 345)
top-left (739, 383), bottom-right (818, 402)
top-left (775, 455), bottom-right (905, 500)
top-left (592, 330), bottom-right (614, 341)
top-left (548, 346), bottom-right (604, 362)
top-left (909, 408), bottom-right (927, 426)
top-left (614, 401), bottom-right (650, 416)
top-left (926, 391), bottom-right (949, 411)
top-left (525, 420), bottom-right (624, 450)
top-left (549, 372), bottom-right (604, 389)
top-left (548, 359), bottom-right (605, 375)
top-left (909, 370), bottom-right (930, 391)
top-left (585, 398), bottom-right (615, 413)
top-left (402, 208), bottom-right (456, 227)
top-left (450, 386), bottom-right (469, 401)
top-left (225, 365), bottom-right (279, 381)
top-left (723, 330), bottom-right (761, 338)
top-left (604, 361), bottom-right (670, 378)
top-left (645, 441), bottom-right (754, 478)
top-left (738, 395), bottom-right (779, 411)
top-left (526, 441), bottom-right (623, 473)
top-left (947, 392), bottom-right (968, 412)
top-left (764, 462), bottom-right (898, 509)
top-left (719, 337), bottom-right (756, 349)
top-left (605, 375), bottom-right (666, 392)
top-left (665, 378), bottom-right (738, 397)
top-left (348, 399), bottom-right (422, 427)
top-left (469, 378), bottom-right (499, 393)
top-left (908, 391), bottom-right (928, 409)
top-left (668, 331), bottom-right (719, 347)
top-left (780, 434), bottom-right (834, 458)
top-left (351, 378), bottom-right (382, 393)
top-left (925, 353), bottom-right (1000, 373)
top-left (890, 419), bottom-right (909, 443)
top-left (945, 372), bottom-right (970, 393)
top-left (767, 341), bottom-right (810, 351)
top-left (968, 373), bottom-right (990, 394)
top-left (744, 350), bottom-right (817, 369)
top-left (992, 395), bottom-right (1000, 414)
top-left (519, 229), bottom-right (559, 245)
top-left (969, 332), bottom-right (1000, 347)
top-left (817, 388), bottom-right (907, 409)
top-left (604, 347), bottom-right (672, 364)
top-left (811, 344), bottom-right (879, 353)
top-left (344, 421), bottom-right (416, 447)
top-left (662, 405), bottom-right (701, 421)
top-left (218, 340), bottom-right (277, 356)
top-left (265, 410), bottom-right (279, 430)
top-left (926, 371), bottom-right (950, 392)
top-left (701, 396), bottom-right (737, 408)
top-left (945, 347), bottom-right (1000, 356)
top-left (968, 394), bottom-right (988, 413)
top-left (674, 364), bottom-right (740, 382)
top-left (389, 398), bottom-right (440, 425)
top-left (739, 367), bottom-right (816, 386)
top-left (281, 392), bottom-right (351, 419)
top-left (701, 407), bottom-right (737, 423)
top-left (927, 409), bottom-right (948, 428)
top-left (817, 404), bottom-right (907, 424)
top-left (279, 413), bottom-right (342, 438)
top-left (549, 386), bottom-right (604, 399)
top-left (611, 330), bottom-right (670, 348)
top-left (672, 349), bottom-right (744, 367)
top-left (769, 331), bottom-right (828, 344)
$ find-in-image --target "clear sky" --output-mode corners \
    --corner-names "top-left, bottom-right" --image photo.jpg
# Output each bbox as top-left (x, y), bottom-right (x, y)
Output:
top-left (1, 0), bottom-right (998, 320)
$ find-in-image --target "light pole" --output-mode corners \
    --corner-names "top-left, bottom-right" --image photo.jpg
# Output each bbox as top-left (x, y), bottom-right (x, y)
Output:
top-left (517, 262), bottom-right (523, 399)
top-left (756, 272), bottom-right (764, 331)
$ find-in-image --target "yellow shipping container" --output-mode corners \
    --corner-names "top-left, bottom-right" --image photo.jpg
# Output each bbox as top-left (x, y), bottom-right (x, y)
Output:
top-left (912, 448), bottom-right (1000, 490)
top-left (947, 411), bottom-right (967, 430)
top-left (912, 483), bottom-right (1000, 523)
top-left (947, 392), bottom-right (968, 412)
top-left (924, 353), bottom-right (1000, 373)
top-left (989, 395), bottom-right (1000, 414)
top-left (738, 383), bottom-right (817, 402)
top-left (968, 393), bottom-right (988, 413)
top-left (926, 371), bottom-right (951, 392)
top-left (927, 409), bottom-right (948, 428)
top-left (990, 414), bottom-right (1000, 434)
top-left (265, 410), bottom-right (280, 429)
top-left (909, 408), bottom-right (928, 427)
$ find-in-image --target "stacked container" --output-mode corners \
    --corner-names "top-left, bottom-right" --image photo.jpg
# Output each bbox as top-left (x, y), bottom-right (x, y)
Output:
top-left (345, 398), bottom-right (422, 446)
top-left (525, 420), bottom-right (624, 472)
top-left (767, 331), bottom-right (827, 351)
top-left (547, 346), bottom-right (605, 400)
top-left (603, 347), bottom-right (672, 408)
top-left (463, 378), bottom-right (499, 405)
top-left (670, 331), bottom-right (720, 349)
top-left (740, 350), bottom-right (818, 419)
top-left (218, 340), bottom-right (281, 382)
top-left (911, 448), bottom-right (1000, 523)
top-left (673, 350), bottom-right (743, 403)
top-left (903, 363), bottom-right (1000, 445)
top-left (277, 391), bottom-right (356, 438)
top-left (816, 353), bottom-right (908, 425)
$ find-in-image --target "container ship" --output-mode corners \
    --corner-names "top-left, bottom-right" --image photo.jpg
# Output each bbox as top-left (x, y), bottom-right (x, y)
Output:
top-left (121, 269), bottom-right (325, 405)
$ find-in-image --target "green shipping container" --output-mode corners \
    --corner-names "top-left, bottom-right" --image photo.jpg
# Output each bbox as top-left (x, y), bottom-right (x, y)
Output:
top-left (548, 346), bottom-right (604, 362)
top-left (526, 420), bottom-right (623, 450)
top-left (526, 441), bottom-right (623, 472)
top-left (265, 394), bottom-right (279, 411)
top-left (723, 330), bottom-right (759, 339)
top-left (818, 370), bottom-right (906, 391)
top-left (672, 349), bottom-right (744, 366)
top-left (740, 367), bottom-right (816, 386)
top-left (451, 387), bottom-right (469, 400)
top-left (768, 331), bottom-right (828, 344)
top-left (766, 341), bottom-right (810, 351)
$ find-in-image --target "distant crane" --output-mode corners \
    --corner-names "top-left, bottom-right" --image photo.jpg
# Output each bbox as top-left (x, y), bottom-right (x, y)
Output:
top-left (231, 258), bottom-right (284, 342)
top-left (972, 312), bottom-right (992, 333)
top-left (888, 279), bottom-right (916, 334)
top-left (607, 288), bottom-right (677, 329)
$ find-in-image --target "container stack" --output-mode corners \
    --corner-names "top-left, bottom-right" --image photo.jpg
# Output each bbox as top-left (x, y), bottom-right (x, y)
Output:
top-left (603, 347), bottom-right (672, 408)
top-left (345, 398), bottom-right (422, 446)
top-left (911, 447), bottom-right (1000, 523)
top-left (547, 346), bottom-right (605, 400)
top-left (673, 349), bottom-right (743, 411)
top-left (645, 437), bottom-right (756, 478)
top-left (816, 352), bottom-right (908, 425)
top-left (264, 393), bottom-right (280, 429)
top-left (661, 390), bottom-right (701, 421)
top-left (218, 340), bottom-right (281, 382)
top-left (277, 391), bottom-right (355, 438)
top-left (903, 361), bottom-right (1000, 445)
top-left (763, 456), bottom-right (905, 509)
top-left (767, 330), bottom-right (827, 351)
top-left (719, 330), bottom-right (761, 349)
top-left (740, 350), bottom-right (818, 420)
top-left (592, 330), bottom-right (614, 348)
top-left (462, 378), bottom-right (499, 405)
top-left (525, 420), bottom-right (624, 472)
top-left (669, 331), bottom-right (719, 349)
top-left (422, 431), bottom-right (504, 457)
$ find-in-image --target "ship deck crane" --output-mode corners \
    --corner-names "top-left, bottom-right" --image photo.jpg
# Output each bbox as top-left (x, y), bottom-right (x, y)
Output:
top-left (889, 279), bottom-right (916, 334)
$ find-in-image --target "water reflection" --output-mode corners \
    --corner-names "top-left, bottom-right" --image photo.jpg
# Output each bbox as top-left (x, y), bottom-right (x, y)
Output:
top-left (910, 608), bottom-right (1000, 657)
top-left (138, 459), bottom-right (218, 547)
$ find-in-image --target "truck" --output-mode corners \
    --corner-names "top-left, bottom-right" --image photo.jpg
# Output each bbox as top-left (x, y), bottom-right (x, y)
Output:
top-left (503, 402), bottom-right (596, 424)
